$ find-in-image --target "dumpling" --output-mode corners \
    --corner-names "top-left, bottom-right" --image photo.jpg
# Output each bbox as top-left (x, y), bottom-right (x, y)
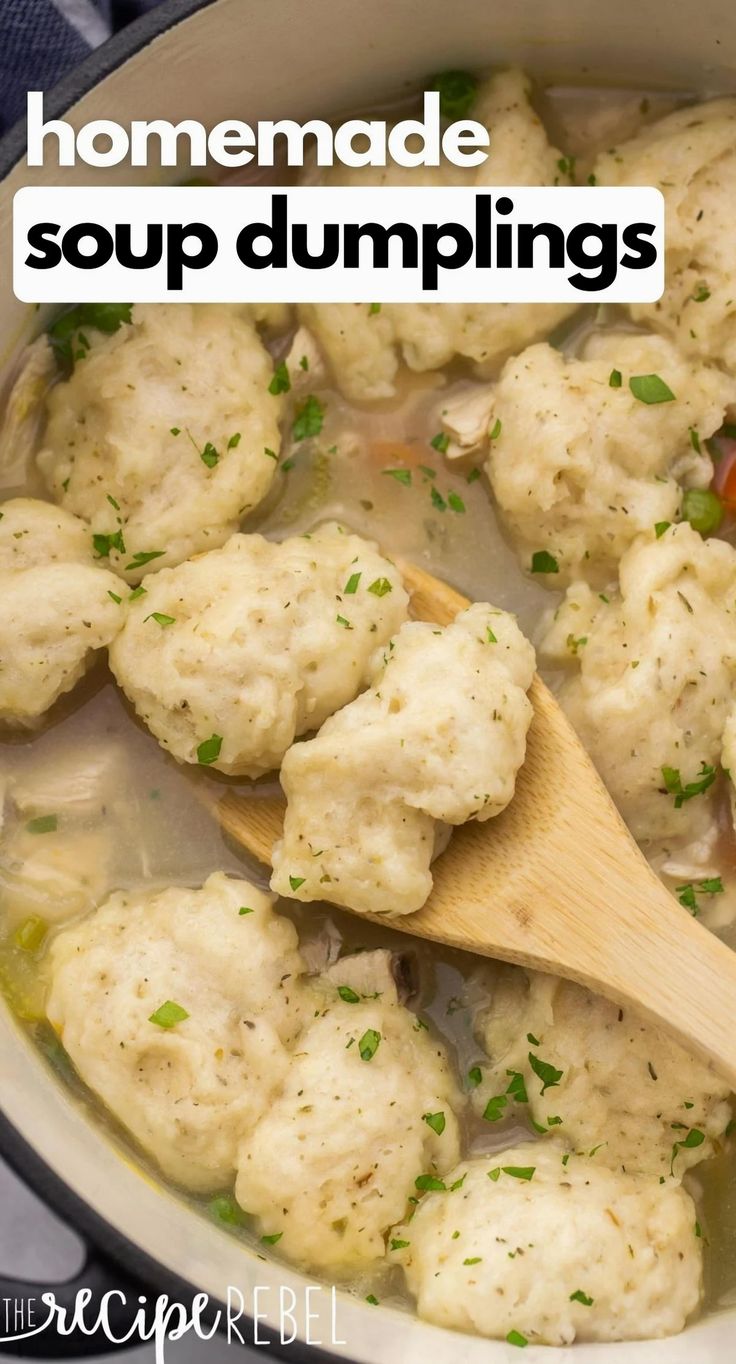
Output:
top-left (109, 523), bottom-right (408, 775)
top-left (37, 304), bottom-right (283, 581)
top-left (539, 522), bottom-right (736, 843)
top-left (46, 872), bottom-right (308, 1191)
top-left (235, 950), bottom-right (461, 1271)
top-left (271, 603), bottom-right (535, 915)
top-left (298, 70), bottom-right (576, 401)
top-left (472, 966), bottom-right (731, 1178)
top-left (390, 1142), bottom-right (703, 1343)
top-left (596, 98), bottom-right (736, 374)
top-left (0, 498), bottom-right (124, 727)
top-left (485, 332), bottom-right (733, 582)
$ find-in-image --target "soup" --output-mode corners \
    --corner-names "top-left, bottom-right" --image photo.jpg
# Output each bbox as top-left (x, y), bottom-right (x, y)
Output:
top-left (1, 70), bottom-right (735, 1348)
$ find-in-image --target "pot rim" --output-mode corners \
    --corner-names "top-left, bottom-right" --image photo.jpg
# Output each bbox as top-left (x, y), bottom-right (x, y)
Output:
top-left (0, 0), bottom-right (216, 183)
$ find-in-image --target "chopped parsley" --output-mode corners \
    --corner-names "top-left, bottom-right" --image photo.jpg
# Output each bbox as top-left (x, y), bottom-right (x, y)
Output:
top-left (689, 427), bottom-right (701, 454)
top-left (200, 441), bottom-right (219, 468)
top-left (629, 373), bottom-right (676, 404)
top-left (369, 303), bottom-right (382, 315)
top-left (129, 585), bottom-right (147, 601)
top-left (107, 590), bottom-right (122, 604)
top-left (48, 302), bottom-right (132, 368)
top-left (238, 906), bottom-right (254, 916)
top-left (261, 1232), bottom-right (283, 1246)
top-left (365, 1294), bottom-right (379, 1306)
top-left (289, 875), bottom-right (306, 892)
top-left (467, 1065), bottom-right (483, 1089)
top-left (463, 1256), bottom-right (482, 1265)
top-left (654, 521), bottom-right (671, 538)
top-left (570, 1290), bottom-right (594, 1306)
top-left (336, 614), bottom-right (352, 629)
top-left (415, 1173), bottom-right (446, 1191)
top-left (430, 431), bottom-right (450, 454)
top-left (144, 612), bottom-right (175, 628)
top-left (149, 1000), bottom-right (189, 1029)
top-left (368, 577), bottom-right (393, 597)
top-left (486, 626), bottom-right (497, 643)
top-left (692, 282), bottom-right (711, 302)
top-left (292, 394), bottom-right (324, 441)
top-left (423, 1111), bottom-right (446, 1135)
top-left (358, 1028), bottom-right (381, 1061)
top-left (506, 1330), bottom-right (528, 1348)
top-left (268, 361), bottom-right (290, 395)
top-left (531, 550), bottom-right (559, 575)
top-left (670, 1127), bottom-right (705, 1174)
top-left (502, 1166), bottom-right (535, 1181)
top-left (125, 550), bottom-right (165, 571)
top-left (447, 491), bottom-right (466, 514)
top-left (528, 1051), bottom-right (563, 1095)
top-left (661, 762), bottom-right (717, 808)
top-left (344, 572), bottom-right (361, 594)
top-left (383, 467), bottom-right (412, 485)
top-left (506, 1070), bottom-right (529, 1103)
top-left (208, 1194), bottom-right (245, 1226)
top-left (489, 418), bottom-right (502, 440)
top-left (92, 530), bottom-right (126, 559)
top-left (429, 70), bottom-right (477, 120)
top-left (609, 368), bottom-right (622, 388)
top-left (430, 486), bottom-right (447, 512)
top-left (264, 447), bottom-right (278, 460)
top-left (482, 1094), bottom-right (507, 1123)
top-left (196, 734), bottom-right (223, 765)
top-left (676, 878), bottom-right (723, 915)
top-left (390, 1238), bottom-right (409, 1250)
top-left (337, 985), bottom-right (360, 1004)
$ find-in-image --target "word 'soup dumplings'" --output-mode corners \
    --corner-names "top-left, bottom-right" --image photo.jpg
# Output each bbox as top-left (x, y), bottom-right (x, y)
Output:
top-left (2, 65), bottom-right (736, 1353)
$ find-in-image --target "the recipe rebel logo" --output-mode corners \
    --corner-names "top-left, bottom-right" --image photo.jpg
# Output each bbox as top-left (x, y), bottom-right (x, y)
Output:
top-left (0, 1282), bottom-right (346, 1359)
top-left (12, 91), bottom-right (665, 305)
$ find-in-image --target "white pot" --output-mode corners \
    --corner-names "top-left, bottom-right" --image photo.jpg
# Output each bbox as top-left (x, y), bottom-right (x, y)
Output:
top-left (0, 1), bottom-right (734, 1358)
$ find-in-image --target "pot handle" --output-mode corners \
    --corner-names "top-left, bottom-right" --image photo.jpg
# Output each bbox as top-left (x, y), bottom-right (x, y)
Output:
top-left (0, 1246), bottom-right (148, 1357)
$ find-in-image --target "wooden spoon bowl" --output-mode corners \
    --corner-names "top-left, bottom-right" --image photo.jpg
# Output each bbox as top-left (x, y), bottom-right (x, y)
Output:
top-left (212, 560), bottom-right (736, 1088)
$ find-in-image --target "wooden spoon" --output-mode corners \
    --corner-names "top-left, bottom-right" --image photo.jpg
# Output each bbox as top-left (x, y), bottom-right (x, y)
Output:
top-left (213, 561), bottom-right (736, 1088)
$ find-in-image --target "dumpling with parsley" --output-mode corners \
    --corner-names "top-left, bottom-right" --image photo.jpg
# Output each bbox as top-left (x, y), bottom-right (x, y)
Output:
top-left (0, 497), bottom-right (124, 728)
top-left (108, 523), bottom-right (408, 775)
top-left (595, 97), bottom-right (736, 375)
top-left (46, 872), bottom-right (309, 1191)
top-left (37, 304), bottom-right (283, 582)
top-left (235, 950), bottom-right (461, 1272)
top-left (297, 69), bottom-right (576, 401)
top-left (271, 602), bottom-right (535, 915)
top-left (389, 1142), bottom-right (703, 1344)
top-left (471, 965), bottom-right (731, 1179)
top-left (483, 331), bottom-right (732, 583)
top-left (539, 522), bottom-right (736, 844)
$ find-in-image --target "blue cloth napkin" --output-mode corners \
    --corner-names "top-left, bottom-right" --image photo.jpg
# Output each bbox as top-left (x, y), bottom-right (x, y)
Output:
top-left (0, 0), bottom-right (165, 133)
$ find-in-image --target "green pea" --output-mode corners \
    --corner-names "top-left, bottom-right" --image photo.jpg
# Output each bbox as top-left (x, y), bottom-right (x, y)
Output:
top-left (681, 488), bottom-right (724, 536)
top-left (429, 71), bottom-right (477, 120)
